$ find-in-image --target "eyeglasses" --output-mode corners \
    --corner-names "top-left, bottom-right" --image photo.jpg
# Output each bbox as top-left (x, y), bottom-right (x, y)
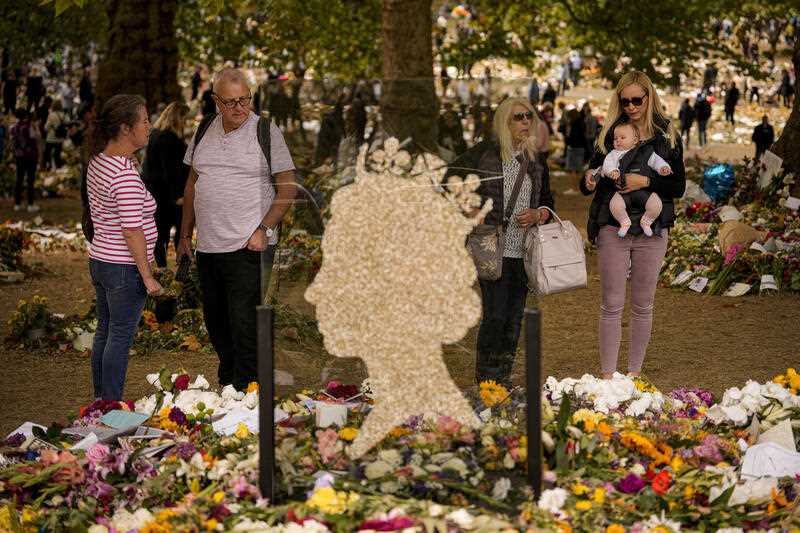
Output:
top-left (619, 95), bottom-right (647, 108)
top-left (512, 111), bottom-right (534, 122)
top-left (214, 94), bottom-right (252, 109)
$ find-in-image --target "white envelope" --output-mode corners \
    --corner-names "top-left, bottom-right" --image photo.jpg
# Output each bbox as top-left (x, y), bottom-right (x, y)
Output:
top-left (723, 282), bottom-right (751, 297)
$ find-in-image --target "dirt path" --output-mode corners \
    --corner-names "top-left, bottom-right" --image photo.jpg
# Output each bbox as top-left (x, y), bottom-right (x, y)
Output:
top-left (2, 170), bottom-right (799, 437)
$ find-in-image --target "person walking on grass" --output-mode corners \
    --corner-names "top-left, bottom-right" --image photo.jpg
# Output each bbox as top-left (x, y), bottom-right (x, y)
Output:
top-left (85, 94), bottom-right (163, 400)
top-left (10, 108), bottom-right (40, 212)
top-left (724, 83), bottom-right (739, 125)
top-left (177, 68), bottom-right (297, 390)
top-left (43, 99), bottom-right (67, 170)
top-left (694, 94), bottom-right (711, 147)
top-left (678, 98), bottom-right (695, 148)
top-left (752, 115), bottom-right (774, 161)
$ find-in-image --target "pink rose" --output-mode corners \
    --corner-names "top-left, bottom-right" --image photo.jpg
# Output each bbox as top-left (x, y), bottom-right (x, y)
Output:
top-left (86, 443), bottom-right (110, 464)
top-left (315, 428), bottom-right (340, 464)
top-left (436, 416), bottom-right (462, 435)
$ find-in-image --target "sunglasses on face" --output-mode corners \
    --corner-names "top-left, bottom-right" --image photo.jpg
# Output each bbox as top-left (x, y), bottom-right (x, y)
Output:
top-left (512, 111), bottom-right (534, 122)
top-left (619, 95), bottom-right (647, 108)
top-left (214, 94), bottom-right (252, 109)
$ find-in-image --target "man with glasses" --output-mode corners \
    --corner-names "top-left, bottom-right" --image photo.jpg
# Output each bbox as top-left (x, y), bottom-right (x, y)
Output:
top-left (178, 67), bottom-right (296, 390)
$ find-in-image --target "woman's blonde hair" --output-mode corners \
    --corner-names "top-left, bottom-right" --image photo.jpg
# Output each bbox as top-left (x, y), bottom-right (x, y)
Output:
top-left (153, 101), bottom-right (187, 136)
top-left (493, 97), bottom-right (539, 162)
top-left (596, 71), bottom-right (679, 154)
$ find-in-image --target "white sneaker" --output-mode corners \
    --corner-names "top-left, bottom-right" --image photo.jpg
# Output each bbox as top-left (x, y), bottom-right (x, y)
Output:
top-left (27, 204), bottom-right (40, 213)
top-left (13, 204), bottom-right (23, 212)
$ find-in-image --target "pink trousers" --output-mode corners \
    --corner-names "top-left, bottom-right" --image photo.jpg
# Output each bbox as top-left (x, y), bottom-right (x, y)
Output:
top-left (596, 225), bottom-right (668, 374)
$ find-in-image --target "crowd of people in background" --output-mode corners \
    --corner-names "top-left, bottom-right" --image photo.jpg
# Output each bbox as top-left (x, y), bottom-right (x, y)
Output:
top-left (0, 6), bottom-right (796, 218)
top-left (0, 53), bottom-right (97, 212)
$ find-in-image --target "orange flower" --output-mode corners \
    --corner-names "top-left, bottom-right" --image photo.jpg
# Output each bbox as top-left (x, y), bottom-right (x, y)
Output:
top-left (651, 470), bottom-right (672, 495)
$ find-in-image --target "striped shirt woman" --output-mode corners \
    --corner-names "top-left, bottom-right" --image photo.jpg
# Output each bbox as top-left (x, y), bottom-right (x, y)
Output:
top-left (85, 94), bottom-right (162, 401)
top-left (87, 153), bottom-right (157, 264)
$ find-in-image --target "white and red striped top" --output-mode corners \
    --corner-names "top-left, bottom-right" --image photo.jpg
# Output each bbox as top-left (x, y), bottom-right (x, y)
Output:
top-left (87, 153), bottom-right (157, 264)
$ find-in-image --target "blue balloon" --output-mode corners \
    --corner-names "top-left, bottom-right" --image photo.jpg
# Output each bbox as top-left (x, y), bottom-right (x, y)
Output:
top-left (702, 163), bottom-right (735, 203)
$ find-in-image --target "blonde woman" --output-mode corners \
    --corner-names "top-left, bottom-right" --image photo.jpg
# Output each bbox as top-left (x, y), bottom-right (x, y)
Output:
top-left (142, 101), bottom-right (190, 267)
top-left (580, 71), bottom-right (686, 379)
top-left (446, 96), bottom-right (554, 386)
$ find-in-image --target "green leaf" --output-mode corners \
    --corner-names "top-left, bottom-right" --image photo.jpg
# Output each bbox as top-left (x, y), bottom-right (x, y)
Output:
top-left (54, 0), bottom-right (74, 16)
top-left (557, 395), bottom-right (572, 433)
top-left (159, 367), bottom-right (174, 393)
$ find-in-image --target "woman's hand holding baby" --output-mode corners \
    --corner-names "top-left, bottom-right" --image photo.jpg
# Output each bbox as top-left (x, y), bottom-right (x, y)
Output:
top-left (619, 173), bottom-right (649, 193)
top-left (584, 169), bottom-right (597, 191)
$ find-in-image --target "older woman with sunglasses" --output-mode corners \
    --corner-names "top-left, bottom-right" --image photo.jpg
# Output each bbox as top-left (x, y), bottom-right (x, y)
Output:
top-left (446, 97), bottom-right (554, 386)
top-left (580, 71), bottom-right (686, 379)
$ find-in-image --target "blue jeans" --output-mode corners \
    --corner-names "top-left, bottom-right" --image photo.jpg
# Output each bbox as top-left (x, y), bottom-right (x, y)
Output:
top-left (697, 120), bottom-right (708, 146)
top-left (89, 259), bottom-right (146, 400)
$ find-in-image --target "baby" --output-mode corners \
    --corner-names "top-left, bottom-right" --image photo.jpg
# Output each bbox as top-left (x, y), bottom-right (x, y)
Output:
top-left (593, 123), bottom-right (671, 237)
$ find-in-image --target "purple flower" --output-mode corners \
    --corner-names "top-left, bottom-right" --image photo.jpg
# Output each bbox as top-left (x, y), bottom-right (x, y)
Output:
top-left (102, 449), bottom-right (130, 476)
top-left (132, 457), bottom-right (157, 481)
top-left (723, 243), bottom-right (744, 266)
top-left (169, 407), bottom-right (189, 427)
top-left (617, 473), bottom-right (646, 494)
top-left (3, 433), bottom-right (25, 447)
top-left (693, 435), bottom-right (724, 463)
top-left (171, 441), bottom-right (197, 460)
top-left (359, 516), bottom-right (417, 531)
top-left (86, 479), bottom-right (116, 502)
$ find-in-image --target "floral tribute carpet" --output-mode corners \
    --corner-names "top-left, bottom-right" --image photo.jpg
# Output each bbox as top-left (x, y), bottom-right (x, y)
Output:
top-left (1, 368), bottom-right (799, 532)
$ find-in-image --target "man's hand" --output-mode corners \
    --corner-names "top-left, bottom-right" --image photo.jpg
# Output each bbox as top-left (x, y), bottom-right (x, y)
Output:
top-left (177, 238), bottom-right (193, 263)
top-left (619, 173), bottom-right (649, 194)
top-left (246, 228), bottom-right (267, 252)
top-left (659, 166), bottom-right (672, 176)
top-left (175, 197), bottom-right (184, 206)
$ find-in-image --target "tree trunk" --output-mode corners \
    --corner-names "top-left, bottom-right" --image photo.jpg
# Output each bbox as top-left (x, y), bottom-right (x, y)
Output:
top-left (380, 0), bottom-right (438, 152)
top-left (771, 38), bottom-right (800, 184)
top-left (97, 0), bottom-right (180, 112)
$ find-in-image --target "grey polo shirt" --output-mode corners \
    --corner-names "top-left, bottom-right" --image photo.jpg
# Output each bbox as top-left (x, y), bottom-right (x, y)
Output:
top-left (183, 112), bottom-right (295, 253)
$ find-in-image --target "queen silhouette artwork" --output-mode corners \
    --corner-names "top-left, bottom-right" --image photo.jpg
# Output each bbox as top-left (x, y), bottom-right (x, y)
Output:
top-left (306, 139), bottom-right (491, 458)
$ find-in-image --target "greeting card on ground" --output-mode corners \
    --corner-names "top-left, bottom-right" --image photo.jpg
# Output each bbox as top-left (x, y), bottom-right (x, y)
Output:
top-left (100, 410), bottom-right (150, 429)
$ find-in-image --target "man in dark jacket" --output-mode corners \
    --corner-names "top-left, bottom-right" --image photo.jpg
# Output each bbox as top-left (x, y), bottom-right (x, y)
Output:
top-left (724, 83), bottom-right (739, 124)
top-left (694, 95), bottom-right (712, 147)
top-left (678, 99), bottom-right (695, 147)
top-left (78, 68), bottom-right (94, 106)
top-left (752, 115), bottom-right (775, 161)
top-left (25, 67), bottom-right (44, 112)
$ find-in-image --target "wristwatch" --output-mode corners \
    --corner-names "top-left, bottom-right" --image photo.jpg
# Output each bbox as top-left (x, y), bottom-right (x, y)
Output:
top-left (258, 223), bottom-right (275, 238)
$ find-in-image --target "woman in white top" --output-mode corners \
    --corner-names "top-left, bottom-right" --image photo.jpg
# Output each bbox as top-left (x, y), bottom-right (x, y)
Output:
top-left (43, 99), bottom-right (67, 169)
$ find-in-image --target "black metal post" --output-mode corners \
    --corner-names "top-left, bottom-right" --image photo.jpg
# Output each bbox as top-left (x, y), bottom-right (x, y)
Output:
top-left (525, 308), bottom-right (543, 498)
top-left (257, 305), bottom-right (276, 502)
top-left (260, 244), bottom-right (277, 305)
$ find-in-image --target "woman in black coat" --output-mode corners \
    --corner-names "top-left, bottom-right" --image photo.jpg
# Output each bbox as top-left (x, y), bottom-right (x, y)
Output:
top-left (142, 102), bottom-right (190, 267)
top-left (446, 97), bottom-right (554, 386)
